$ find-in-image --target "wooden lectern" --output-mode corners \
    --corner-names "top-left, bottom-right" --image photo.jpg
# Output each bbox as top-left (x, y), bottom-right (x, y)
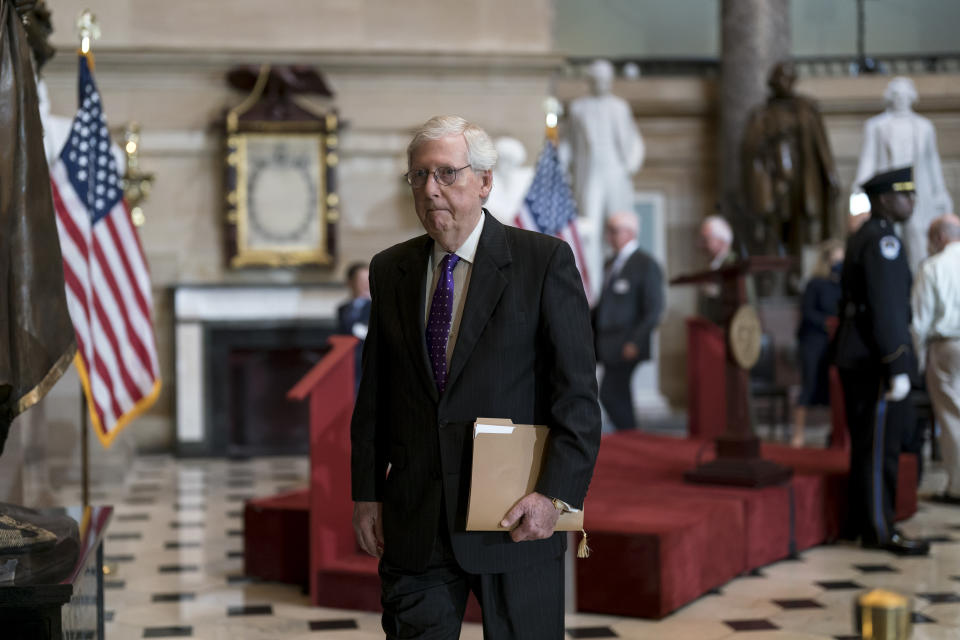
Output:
top-left (243, 335), bottom-right (381, 611)
top-left (671, 256), bottom-right (793, 487)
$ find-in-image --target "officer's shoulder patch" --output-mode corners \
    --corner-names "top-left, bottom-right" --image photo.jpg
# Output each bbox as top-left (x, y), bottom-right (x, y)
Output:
top-left (879, 235), bottom-right (901, 260)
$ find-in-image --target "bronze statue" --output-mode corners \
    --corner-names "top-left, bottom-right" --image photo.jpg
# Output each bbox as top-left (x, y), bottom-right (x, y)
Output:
top-left (742, 61), bottom-right (839, 293)
top-left (0, 0), bottom-right (75, 454)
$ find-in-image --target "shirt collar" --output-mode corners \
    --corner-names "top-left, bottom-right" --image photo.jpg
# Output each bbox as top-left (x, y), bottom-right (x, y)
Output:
top-left (614, 239), bottom-right (639, 263)
top-left (432, 212), bottom-right (485, 267)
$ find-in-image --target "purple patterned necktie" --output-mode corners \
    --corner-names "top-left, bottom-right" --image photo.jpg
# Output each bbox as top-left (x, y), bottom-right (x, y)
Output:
top-left (426, 253), bottom-right (461, 393)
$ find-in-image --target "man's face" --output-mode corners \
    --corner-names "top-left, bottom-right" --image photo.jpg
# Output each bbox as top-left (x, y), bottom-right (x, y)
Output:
top-left (351, 268), bottom-right (370, 299)
top-left (409, 135), bottom-right (491, 252)
top-left (699, 225), bottom-right (728, 260)
top-left (604, 222), bottom-right (634, 253)
top-left (885, 191), bottom-right (916, 224)
top-left (769, 63), bottom-right (796, 98)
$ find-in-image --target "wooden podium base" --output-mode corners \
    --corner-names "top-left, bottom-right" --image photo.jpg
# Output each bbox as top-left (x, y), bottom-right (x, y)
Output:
top-left (685, 435), bottom-right (793, 487)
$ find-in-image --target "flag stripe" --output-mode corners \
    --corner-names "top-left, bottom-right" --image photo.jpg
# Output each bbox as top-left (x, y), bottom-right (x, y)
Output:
top-left (104, 212), bottom-right (153, 326)
top-left (91, 223), bottom-right (156, 379)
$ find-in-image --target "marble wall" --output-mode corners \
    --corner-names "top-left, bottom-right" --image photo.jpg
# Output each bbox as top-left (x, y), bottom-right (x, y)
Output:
top-left (31, 2), bottom-right (960, 452)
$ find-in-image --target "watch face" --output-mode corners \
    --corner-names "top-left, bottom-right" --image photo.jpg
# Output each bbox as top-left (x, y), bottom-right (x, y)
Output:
top-left (244, 135), bottom-right (322, 249)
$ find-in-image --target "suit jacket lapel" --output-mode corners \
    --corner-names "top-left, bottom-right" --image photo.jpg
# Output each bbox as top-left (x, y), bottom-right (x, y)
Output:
top-left (395, 236), bottom-right (438, 402)
top-left (445, 212), bottom-right (512, 395)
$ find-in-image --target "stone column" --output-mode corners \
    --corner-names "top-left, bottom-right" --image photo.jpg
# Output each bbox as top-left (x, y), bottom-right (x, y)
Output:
top-left (719, 0), bottom-right (791, 228)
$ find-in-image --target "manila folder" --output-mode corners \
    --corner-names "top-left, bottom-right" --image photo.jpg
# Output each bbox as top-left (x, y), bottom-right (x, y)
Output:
top-left (465, 418), bottom-right (584, 531)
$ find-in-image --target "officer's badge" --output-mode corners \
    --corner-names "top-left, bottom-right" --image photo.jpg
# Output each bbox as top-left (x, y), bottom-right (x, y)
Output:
top-left (879, 235), bottom-right (900, 260)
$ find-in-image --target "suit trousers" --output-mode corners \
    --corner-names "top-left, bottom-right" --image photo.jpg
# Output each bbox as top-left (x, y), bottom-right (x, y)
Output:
top-left (599, 362), bottom-right (637, 431)
top-left (839, 368), bottom-right (914, 544)
top-left (927, 339), bottom-right (960, 496)
top-left (379, 524), bottom-right (564, 640)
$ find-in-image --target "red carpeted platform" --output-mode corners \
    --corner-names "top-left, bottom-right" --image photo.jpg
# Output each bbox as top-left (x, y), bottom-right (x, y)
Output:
top-left (575, 431), bottom-right (918, 619)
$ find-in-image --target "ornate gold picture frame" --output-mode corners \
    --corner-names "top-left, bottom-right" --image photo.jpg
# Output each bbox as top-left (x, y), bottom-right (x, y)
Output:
top-left (223, 66), bottom-right (339, 268)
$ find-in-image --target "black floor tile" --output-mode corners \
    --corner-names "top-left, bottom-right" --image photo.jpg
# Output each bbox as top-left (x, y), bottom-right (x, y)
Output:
top-left (773, 598), bottom-right (824, 610)
top-left (854, 564), bottom-right (899, 573)
top-left (227, 529), bottom-right (243, 537)
top-left (170, 521), bottom-right (204, 529)
top-left (227, 604), bottom-right (273, 616)
top-left (165, 541), bottom-right (202, 550)
top-left (153, 593), bottom-right (196, 603)
top-left (228, 480), bottom-right (254, 489)
top-left (107, 532), bottom-right (142, 541)
top-left (174, 503), bottom-right (205, 511)
top-left (566, 627), bottom-right (618, 638)
top-left (227, 510), bottom-right (243, 518)
top-left (227, 550), bottom-right (244, 559)
top-left (129, 483), bottom-right (161, 493)
top-left (835, 636), bottom-right (860, 640)
top-left (746, 568), bottom-right (765, 577)
top-left (227, 494), bottom-right (254, 502)
top-left (817, 580), bottom-right (864, 590)
top-left (104, 580), bottom-right (125, 590)
top-left (115, 513), bottom-right (150, 522)
top-left (143, 626), bottom-right (193, 638)
top-left (271, 473), bottom-right (303, 482)
top-left (226, 574), bottom-right (257, 584)
top-left (309, 619), bottom-right (359, 631)
top-left (104, 611), bottom-right (114, 622)
top-left (125, 497), bottom-right (155, 506)
top-left (159, 564), bottom-right (200, 574)
top-left (916, 592), bottom-right (960, 604)
top-left (924, 535), bottom-right (957, 543)
top-left (104, 554), bottom-right (135, 563)
top-left (724, 619), bottom-right (779, 631)
top-left (912, 612), bottom-right (937, 623)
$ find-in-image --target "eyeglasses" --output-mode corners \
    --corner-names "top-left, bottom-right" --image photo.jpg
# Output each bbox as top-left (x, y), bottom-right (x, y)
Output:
top-left (404, 165), bottom-right (472, 188)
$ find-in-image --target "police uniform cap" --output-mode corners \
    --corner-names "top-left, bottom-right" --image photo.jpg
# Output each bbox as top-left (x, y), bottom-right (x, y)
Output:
top-left (861, 166), bottom-right (914, 196)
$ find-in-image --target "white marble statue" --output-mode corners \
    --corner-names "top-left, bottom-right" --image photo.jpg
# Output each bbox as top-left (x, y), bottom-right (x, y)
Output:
top-left (487, 136), bottom-right (534, 225)
top-left (565, 59), bottom-right (645, 298)
top-left (854, 77), bottom-right (954, 273)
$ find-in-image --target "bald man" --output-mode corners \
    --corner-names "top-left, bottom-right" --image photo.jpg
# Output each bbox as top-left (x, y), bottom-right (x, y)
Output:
top-left (593, 212), bottom-right (665, 430)
top-left (912, 214), bottom-right (960, 505)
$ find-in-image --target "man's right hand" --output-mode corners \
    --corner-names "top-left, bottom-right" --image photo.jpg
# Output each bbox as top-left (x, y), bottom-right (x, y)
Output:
top-left (353, 501), bottom-right (384, 558)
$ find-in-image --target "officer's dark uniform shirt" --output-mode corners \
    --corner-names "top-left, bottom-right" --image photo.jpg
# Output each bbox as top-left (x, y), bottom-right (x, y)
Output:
top-left (835, 216), bottom-right (912, 376)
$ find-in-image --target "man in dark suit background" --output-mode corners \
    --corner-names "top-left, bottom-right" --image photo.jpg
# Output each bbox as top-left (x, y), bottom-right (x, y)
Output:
top-left (351, 115), bottom-right (601, 639)
top-left (593, 212), bottom-right (664, 431)
top-left (336, 261), bottom-right (371, 392)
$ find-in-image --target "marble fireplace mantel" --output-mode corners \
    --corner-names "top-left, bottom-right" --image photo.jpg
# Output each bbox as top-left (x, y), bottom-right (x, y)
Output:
top-left (174, 284), bottom-right (347, 453)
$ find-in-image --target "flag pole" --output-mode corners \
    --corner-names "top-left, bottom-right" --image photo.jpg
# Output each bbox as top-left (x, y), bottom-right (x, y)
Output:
top-left (76, 8), bottom-right (99, 508)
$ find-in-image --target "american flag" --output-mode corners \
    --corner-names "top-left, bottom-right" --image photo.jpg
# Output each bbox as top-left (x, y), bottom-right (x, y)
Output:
top-left (51, 53), bottom-right (161, 447)
top-left (514, 140), bottom-right (591, 298)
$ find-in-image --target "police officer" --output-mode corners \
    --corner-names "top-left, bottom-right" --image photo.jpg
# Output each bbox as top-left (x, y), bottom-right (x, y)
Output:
top-left (835, 166), bottom-right (929, 556)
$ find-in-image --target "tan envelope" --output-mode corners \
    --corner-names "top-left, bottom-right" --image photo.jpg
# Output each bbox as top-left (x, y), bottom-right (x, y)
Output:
top-left (465, 417), bottom-right (584, 531)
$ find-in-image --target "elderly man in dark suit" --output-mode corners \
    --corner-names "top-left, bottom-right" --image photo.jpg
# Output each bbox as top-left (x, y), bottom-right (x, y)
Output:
top-left (593, 212), bottom-right (665, 430)
top-left (351, 115), bottom-right (601, 639)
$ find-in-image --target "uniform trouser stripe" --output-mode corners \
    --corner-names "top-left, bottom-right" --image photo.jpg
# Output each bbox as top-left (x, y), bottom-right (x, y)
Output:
top-left (872, 395), bottom-right (889, 541)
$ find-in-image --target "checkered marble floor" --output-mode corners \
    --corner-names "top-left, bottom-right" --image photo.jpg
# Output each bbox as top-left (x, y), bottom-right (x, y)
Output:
top-left (50, 454), bottom-right (960, 639)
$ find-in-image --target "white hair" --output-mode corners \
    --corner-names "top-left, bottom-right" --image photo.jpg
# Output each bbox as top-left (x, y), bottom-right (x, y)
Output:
top-left (407, 115), bottom-right (498, 171)
top-left (884, 77), bottom-right (918, 107)
top-left (701, 215), bottom-right (733, 244)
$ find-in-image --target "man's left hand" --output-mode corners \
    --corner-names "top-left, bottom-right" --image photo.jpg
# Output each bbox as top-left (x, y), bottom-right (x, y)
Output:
top-left (621, 342), bottom-right (639, 361)
top-left (500, 492), bottom-right (560, 542)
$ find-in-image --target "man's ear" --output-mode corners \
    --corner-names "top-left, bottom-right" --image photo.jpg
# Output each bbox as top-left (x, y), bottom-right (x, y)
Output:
top-left (479, 170), bottom-right (493, 199)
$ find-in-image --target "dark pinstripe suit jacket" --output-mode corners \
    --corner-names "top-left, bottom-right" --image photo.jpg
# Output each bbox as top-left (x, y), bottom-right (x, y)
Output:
top-left (351, 212), bottom-right (601, 574)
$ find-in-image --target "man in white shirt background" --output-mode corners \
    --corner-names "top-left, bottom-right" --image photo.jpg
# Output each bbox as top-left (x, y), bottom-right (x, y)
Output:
top-left (911, 213), bottom-right (960, 505)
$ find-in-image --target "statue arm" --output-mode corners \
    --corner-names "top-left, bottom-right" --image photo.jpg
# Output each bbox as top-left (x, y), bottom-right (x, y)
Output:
top-left (853, 120), bottom-right (878, 193)
top-left (924, 125), bottom-right (954, 212)
top-left (615, 100), bottom-right (644, 174)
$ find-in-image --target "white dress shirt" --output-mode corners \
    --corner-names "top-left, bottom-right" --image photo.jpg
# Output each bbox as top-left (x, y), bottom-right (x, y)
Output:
top-left (911, 241), bottom-right (960, 370)
top-left (424, 213), bottom-right (486, 367)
